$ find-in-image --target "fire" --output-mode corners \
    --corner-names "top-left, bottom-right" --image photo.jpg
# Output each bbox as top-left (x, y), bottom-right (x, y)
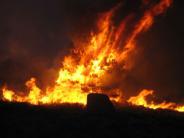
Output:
top-left (1, 0), bottom-right (179, 112)
top-left (2, 88), bottom-right (14, 102)
top-left (128, 89), bottom-right (184, 112)
top-left (128, 90), bottom-right (154, 107)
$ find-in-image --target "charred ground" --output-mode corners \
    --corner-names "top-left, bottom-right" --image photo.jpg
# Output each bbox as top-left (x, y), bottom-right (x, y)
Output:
top-left (1, 101), bottom-right (184, 138)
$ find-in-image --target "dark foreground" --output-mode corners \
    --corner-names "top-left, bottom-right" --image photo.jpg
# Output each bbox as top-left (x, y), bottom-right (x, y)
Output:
top-left (1, 102), bottom-right (184, 138)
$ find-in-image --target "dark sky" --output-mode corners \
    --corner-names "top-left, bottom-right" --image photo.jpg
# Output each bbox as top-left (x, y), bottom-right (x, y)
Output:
top-left (0, 0), bottom-right (120, 88)
top-left (0, 0), bottom-right (183, 103)
top-left (133, 0), bottom-right (184, 103)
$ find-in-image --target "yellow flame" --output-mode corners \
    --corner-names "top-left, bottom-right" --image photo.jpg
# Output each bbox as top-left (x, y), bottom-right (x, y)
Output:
top-left (128, 89), bottom-right (184, 112)
top-left (2, 88), bottom-right (14, 102)
top-left (1, 0), bottom-right (176, 110)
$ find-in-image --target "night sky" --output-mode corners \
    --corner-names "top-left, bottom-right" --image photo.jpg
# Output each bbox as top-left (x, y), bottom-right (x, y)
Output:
top-left (0, 0), bottom-right (183, 103)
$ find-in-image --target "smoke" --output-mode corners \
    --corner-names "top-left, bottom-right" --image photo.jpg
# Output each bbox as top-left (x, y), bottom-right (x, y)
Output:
top-left (129, 0), bottom-right (184, 103)
top-left (0, 0), bottom-right (120, 90)
top-left (0, 0), bottom-right (184, 103)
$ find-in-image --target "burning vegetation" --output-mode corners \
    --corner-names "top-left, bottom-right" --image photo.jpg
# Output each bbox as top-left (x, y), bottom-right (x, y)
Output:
top-left (2, 0), bottom-right (183, 112)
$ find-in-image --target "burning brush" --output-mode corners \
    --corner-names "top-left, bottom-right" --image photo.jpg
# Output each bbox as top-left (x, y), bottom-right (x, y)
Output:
top-left (2, 0), bottom-right (183, 112)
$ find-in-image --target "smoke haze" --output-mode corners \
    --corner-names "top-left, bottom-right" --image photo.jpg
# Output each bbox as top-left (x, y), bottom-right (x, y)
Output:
top-left (0, 0), bottom-right (183, 103)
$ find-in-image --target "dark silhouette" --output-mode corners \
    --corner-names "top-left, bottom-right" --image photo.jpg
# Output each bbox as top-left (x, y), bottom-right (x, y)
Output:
top-left (1, 101), bottom-right (184, 138)
top-left (86, 93), bottom-right (115, 113)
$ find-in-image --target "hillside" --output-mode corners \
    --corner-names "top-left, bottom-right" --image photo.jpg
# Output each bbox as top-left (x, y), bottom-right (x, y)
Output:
top-left (1, 101), bottom-right (184, 138)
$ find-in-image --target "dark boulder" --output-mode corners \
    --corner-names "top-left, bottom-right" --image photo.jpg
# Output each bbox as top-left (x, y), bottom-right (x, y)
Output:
top-left (86, 93), bottom-right (115, 113)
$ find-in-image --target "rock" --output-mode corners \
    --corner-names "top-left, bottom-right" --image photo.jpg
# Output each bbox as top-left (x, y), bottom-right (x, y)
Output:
top-left (86, 93), bottom-right (115, 113)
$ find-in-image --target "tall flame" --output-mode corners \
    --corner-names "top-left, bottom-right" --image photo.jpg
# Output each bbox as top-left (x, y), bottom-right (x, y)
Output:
top-left (1, 0), bottom-right (179, 112)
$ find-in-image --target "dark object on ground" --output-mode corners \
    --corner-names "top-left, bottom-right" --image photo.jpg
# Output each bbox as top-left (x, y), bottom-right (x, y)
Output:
top-left (1, 101), bottom-right (184, 138)
top-left (86, 93), bottom-right (115, 113)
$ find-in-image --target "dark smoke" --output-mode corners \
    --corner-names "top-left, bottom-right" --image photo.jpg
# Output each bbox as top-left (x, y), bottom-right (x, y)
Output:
top-left (0, 0), bottom-right (120, 91)
top-left (0, 0), bottom-right (184, 103)
top-left (129, 0), bottom-right (184, 103)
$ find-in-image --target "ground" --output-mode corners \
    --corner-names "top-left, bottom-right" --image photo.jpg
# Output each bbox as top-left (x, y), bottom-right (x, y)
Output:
top-left (0, 101), bottom-right (183, 138)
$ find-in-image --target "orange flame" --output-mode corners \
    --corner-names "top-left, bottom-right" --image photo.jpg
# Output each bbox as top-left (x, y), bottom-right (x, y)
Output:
top-left (1, 0), bottom-right (176, 111)
top-left (128, 89), bottom-right (184, 112)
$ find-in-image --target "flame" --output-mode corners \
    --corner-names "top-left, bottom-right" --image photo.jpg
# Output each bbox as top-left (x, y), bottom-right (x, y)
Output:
top-left (128, 89), bottom-right (184, 112)
top-left (1, 0), bottom-right (177, 111)
top-left (2, 88), bottom-right (14, 102)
